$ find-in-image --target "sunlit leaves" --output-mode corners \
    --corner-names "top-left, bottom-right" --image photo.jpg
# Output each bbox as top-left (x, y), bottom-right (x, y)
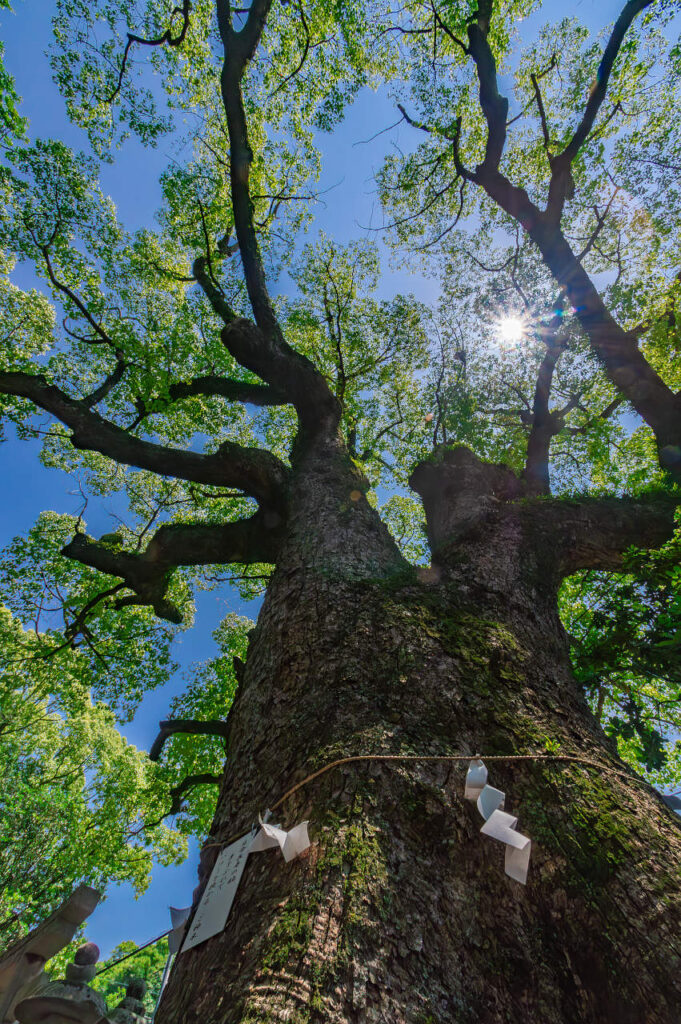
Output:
top-left (283, 235), bottom-right (430, 486)
top-left (0, 0), bottom-right (25, 145)
top-left (0, 601), bottom-right (184, 952)
top-left (0, 511), bottom-right (177, 718)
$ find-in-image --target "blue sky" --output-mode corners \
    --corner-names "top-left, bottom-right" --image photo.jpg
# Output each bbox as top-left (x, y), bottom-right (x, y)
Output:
top-left (0, 0), bottom-right (640, 965)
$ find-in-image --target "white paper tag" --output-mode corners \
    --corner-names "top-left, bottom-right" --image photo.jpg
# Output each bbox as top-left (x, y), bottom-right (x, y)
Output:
top-left (464, 759), bottom-right (488, 800)
top-left (168, 906), bottom-right (191, 954)
top-left (181, 832), bottom-right (252, 952)
top-left (251, 820), bottom-right (311, 862)
top-left (480, 809), bottom-right (531, 884)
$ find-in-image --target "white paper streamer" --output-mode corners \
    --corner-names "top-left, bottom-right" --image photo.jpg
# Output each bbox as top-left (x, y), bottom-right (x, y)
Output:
top-left (480, 809), bottom-right (532, 884)
top-left (464, 759), bottom-right (488, 800)
top-left (476, 784), bottom-right (505, 821)
top-left (464, 759), bottom-right (531, 885)
top-left (250, 818), bottom-right (311, 862)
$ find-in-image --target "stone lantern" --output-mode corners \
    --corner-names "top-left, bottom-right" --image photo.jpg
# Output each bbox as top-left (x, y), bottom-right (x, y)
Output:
top-left (107, 979), bottom-right (147, 1024)
top-left (14, 943), bottom-right (108, 1024)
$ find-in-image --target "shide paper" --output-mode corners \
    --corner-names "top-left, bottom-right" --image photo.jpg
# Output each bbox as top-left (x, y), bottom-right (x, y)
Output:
top-left (464, 759), bottom-right (532, 885)
top-left (464, 759), bottom-right (488, 800)
top-left (168, 905), bottom-right (191, 954)
top-left (480, 809), bottom-right (532, 884)
top-left (476, 784), bottom-right (505, 821)
top-left (250, 819), bottom-right (311, 862)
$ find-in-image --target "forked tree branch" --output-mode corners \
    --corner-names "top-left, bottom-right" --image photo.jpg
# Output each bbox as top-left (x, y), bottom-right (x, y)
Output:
top-left (546, 0), bottom-right (653, 223)
top-left (411, 446), bottom-right (678, 578)
top-left (63, 509), bottom-right (284, 623)
top-left (0, 371), bottom-right (289, 504)
top-left (457, 0), bottom-right (681, 473)
top-left (215, 0), bottom-right (341, 435)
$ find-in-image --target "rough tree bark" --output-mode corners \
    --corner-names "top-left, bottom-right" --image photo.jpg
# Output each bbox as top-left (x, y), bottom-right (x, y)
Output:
top-left (157, 444), bottom-right (681, 1024)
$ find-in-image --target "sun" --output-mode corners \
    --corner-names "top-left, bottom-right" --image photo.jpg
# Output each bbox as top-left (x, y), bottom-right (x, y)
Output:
top-left (497, 316), bottom-right (525, 344)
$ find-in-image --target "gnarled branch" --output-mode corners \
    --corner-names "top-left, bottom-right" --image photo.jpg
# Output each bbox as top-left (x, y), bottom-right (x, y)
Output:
top-left (110, 0), bottom-right (192, 103)
top-left (62, 508), bottom-right (284, 623)
top-left (0, 371), bottom-right (289, 504)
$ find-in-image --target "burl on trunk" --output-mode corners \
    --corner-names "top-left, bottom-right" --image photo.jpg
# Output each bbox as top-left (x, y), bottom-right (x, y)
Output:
top-left (159, 446), bottom-right (681, 1024)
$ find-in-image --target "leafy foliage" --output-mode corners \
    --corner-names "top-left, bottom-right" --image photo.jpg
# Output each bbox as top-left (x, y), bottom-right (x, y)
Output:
top-left (91, 936), bottom-right (170, 1015)
top-left (0, 597), bottom-right (184, 952)
top-left (154, 613), bottom-right (252, 837)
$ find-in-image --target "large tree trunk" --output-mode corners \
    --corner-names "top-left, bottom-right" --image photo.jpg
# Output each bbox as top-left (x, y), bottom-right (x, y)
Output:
top-left (158, 442), bottom-right (681, 1024)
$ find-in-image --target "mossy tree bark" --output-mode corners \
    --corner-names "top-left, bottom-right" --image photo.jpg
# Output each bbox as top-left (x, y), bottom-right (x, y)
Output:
top-left (158, 442), bottom-right (681, 1024)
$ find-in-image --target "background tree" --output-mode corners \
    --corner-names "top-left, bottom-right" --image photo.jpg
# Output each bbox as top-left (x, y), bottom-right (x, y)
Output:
top-left (1, 1), bottom-right (681, 1022)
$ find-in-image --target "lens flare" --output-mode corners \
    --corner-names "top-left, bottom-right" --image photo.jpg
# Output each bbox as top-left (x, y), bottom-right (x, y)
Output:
top-left (497, 316), bottom-right (525, 343)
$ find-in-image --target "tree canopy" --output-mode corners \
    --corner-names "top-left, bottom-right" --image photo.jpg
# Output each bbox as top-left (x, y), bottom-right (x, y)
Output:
top-left (1, 0), bottom-right (681, 953)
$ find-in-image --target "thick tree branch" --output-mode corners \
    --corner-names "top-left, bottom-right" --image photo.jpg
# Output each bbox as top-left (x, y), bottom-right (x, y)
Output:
top-left (149, 719), bottom-right (229, 761)
top-left (0, 371), bottom-right (289, 503)
top-left (530, 229), bottom-right (681, 469)
top-left (62, 508), bottom-right (284, 623)
top-left (546, 494), bottom-right (679, 577)
top-left (411, 447), bottom-right (678, 580)
top-left (140, 374), bottom-right (288, 414)
top-left (467, 0), bottom-right (508, 175)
